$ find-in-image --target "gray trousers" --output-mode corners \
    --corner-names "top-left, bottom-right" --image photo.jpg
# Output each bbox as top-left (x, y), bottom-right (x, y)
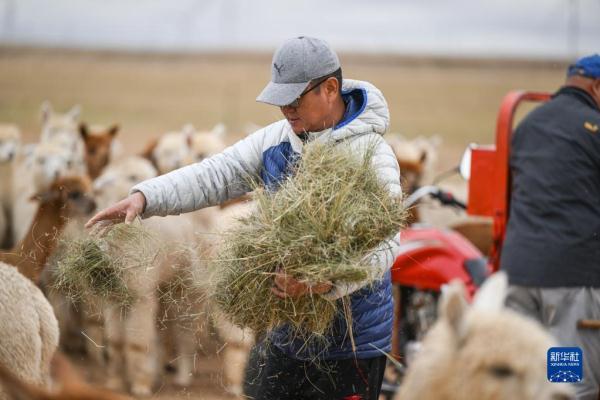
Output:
top-left (506, 286), bottom-right (600, 400)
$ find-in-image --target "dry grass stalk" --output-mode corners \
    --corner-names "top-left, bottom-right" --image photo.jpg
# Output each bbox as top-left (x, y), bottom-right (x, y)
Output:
top-left (53, 222), bottom-right (160, 308)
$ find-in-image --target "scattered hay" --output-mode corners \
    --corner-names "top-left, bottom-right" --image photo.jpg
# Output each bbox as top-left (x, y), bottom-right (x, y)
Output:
top-left (212, 140), bottom-right (406, 339)
top-left (53, 222), bottom-right (160, 308)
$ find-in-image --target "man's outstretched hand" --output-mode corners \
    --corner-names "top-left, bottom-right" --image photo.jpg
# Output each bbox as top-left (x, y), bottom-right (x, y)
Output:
top-left (85, 191), bottom-right (147, 228)
top-left (271, 269), bottom-right (332, 298)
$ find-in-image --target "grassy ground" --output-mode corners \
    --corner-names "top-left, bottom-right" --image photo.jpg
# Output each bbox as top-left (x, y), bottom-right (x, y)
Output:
top-left (0, 47), bottom-right (566, 166)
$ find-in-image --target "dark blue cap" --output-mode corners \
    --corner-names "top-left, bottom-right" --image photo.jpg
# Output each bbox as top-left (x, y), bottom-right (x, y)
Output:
top-left (567, 54), bottom-right (600, 79)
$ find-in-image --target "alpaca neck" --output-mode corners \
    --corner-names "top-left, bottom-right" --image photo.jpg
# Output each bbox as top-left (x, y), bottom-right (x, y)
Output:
top-left (0, 199), bottom-right (67, 283)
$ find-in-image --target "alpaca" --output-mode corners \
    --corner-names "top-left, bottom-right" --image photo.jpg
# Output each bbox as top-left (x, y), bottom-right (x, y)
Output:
top-left (189, 123), bottom-right (227, 163)
top-left (396, 272), bottom-right (573, 400)
top-left (0, 123), bottom-right (20, 248)
top-left (90, 157), bottom-right (205, 395)
top-left (0, 175), bottom-right (95, 283)
top-left (140, 123), bottom-right (226, 174)
top-left (144, 128), bottom-right (193, 175)
top-left (0, 262), bottom-right (59, 400)
top-left (79, 123), bottom-right (119, 180)
top-left (387, 134), bottom-right (440, 224)
top-left (0, 176), bottom-right (95, 399)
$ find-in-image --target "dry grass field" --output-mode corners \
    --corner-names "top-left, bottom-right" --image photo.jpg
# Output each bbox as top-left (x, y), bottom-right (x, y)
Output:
top-left (0, 47), bottom-right (566, 167)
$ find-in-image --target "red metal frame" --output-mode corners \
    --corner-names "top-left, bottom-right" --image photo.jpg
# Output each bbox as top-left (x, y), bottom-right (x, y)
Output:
top-left (487, 91), bottom-right (551, 271)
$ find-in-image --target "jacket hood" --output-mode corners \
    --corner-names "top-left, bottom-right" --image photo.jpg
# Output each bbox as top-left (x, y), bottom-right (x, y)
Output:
top-left (285, 79), bottom-right (390, 151)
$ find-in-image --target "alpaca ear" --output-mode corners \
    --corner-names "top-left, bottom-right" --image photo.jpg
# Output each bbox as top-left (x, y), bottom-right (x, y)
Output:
top-left (67, 105), bottom-right (81, 121)
top-left (472, 272), bottom-right (508, 313)
top-left (40, 101), bottom-right (53, 123)
top-left (29, 190), bottom-right (55, 203)
top-left (439, 280), bottom-right (468, 338)
top-left (182, 125), bottom-right (194, 148)
top-left (108, 124), bottom-right (119, 137)
top-left (79, 122), bottom-right (88, 140)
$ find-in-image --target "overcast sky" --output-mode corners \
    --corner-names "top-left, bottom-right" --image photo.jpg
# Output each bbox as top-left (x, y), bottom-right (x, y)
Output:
top-left (2, 0), bottom-right (599, 58)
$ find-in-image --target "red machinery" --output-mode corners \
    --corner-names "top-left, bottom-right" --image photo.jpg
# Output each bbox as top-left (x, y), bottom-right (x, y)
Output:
top-left (466, 91), bottom-right (551, 270)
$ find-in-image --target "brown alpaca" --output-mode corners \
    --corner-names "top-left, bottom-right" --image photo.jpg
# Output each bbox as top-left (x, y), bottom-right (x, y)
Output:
top-left (79, 123), bottom-right (119, 180)
top-left (0, 176), bottom-right (95, 283)
top-left (0, 353), bottom-right (132, 400)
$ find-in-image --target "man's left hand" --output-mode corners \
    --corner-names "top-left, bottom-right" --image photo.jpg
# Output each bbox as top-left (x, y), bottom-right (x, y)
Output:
top-left (271, 270), bottom-right (332, 298)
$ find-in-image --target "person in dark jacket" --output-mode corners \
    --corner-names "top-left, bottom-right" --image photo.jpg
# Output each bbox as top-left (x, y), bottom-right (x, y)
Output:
top-left (501, 54), bottom-right (600, 400)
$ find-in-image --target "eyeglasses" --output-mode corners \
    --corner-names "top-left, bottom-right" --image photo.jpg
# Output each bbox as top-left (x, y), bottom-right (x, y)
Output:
top-left (285, 76), bottom-right (331, 108)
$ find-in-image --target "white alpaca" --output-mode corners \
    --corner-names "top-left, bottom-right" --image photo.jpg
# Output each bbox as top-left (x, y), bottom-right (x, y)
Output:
top-left (189, 123), bottom-right (227, 163)
top-left (396, 272), bottom-right (573, 400)
top-left (146, 123), bottom-right (227, 174)
top-left (151, 128), bottom-right (194, 175)
top-left (0, 124), bottom-right (20, 248)
top-left (91, 157), bottom-right (206, 395)
top-left (0, 262), bottom-right (59, 400)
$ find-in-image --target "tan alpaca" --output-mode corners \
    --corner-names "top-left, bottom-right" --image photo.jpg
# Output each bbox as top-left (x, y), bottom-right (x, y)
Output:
top-left (1, 176), bottom-right (95, 283)
top-left (0, 124), bottom-right (20, 248)
top-left (396, 272), bottom-right (573, 400)
top-left (0, 176), bottom-right (95, 400)
top-left (78, 123), bottom-right (120, 180)
top-left (89, 157), bottom-right (206, 395)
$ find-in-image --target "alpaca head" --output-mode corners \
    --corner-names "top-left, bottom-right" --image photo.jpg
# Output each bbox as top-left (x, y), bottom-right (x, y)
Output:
top-left (152, 129), bottom-right (194, 174)
top-left (400, 272), bottom-right (574, 400)
top-left (40, 102), bottom-right (80, 144)
top-left (33, 175), bottom-right (96, 217)
top-left (79, 123), bottom-right (119, 179)
top-left (190, 123), bottom-right (226, 163)
top-left (29, 143), bottom-right (85, 192)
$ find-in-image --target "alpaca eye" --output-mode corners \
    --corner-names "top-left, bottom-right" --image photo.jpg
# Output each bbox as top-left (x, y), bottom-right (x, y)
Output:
top-left (489, 365), bottom-right (514, 378)
top-left (68, 191), bottom-right (82, 200)
top-left (128, 175), bottom-right (138, 182)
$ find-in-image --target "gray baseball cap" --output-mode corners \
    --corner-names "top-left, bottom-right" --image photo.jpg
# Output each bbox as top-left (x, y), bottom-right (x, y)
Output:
top-left (256, 36), bottom-right (340, 107)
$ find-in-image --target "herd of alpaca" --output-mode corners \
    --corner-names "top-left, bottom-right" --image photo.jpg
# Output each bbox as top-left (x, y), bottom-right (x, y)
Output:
top-left (0, 104), bottom-right (577, 400)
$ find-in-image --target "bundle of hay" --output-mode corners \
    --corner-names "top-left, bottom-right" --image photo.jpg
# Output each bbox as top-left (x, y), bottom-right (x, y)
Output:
top-left (213, 141), bottom-right (406, 338)
top-left (53, 222), bottom-right (159, 308)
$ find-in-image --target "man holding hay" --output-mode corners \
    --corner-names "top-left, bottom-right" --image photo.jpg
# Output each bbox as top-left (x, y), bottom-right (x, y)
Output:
top-left (87, 36), bottom-right (402, 400)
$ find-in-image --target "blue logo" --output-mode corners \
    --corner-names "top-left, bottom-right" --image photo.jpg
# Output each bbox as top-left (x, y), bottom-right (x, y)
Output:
top-left (547, 347), bottom-right (583, 383)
